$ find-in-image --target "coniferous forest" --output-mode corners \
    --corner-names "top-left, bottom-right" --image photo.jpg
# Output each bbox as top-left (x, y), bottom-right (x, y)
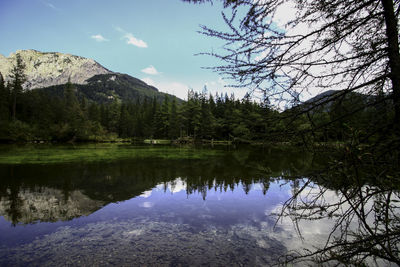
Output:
top-left (0, 67), bottom-right (389, 144)
top-left (1, 0), bottom-right (400, 265)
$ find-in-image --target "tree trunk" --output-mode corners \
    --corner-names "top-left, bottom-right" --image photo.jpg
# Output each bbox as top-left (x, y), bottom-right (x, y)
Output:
top-left (12, 89), bottom-right (16, 121)
top-left (381, 0), bottom-right (400, 129)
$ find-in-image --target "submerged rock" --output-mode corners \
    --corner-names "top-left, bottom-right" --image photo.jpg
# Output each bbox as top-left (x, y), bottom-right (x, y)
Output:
top-left (0, 217), bottom-right (286, 266)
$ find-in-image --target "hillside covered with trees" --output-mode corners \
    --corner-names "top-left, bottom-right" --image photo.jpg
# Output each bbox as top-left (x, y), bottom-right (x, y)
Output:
top-left (0, 60), bottom-right (389, 144)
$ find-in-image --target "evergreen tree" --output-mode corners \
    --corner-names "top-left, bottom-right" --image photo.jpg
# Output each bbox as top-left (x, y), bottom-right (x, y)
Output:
top-left (108, 101), bottom-right (121, 133)
top-left (183, 90), bottom-right (201, 138)
top-left (199, 93), bottom-right (215, 139)
top-left (118, 103), bottom-right (131, 137)
top-left (80, 97), bottom-right (88, 120)
top-left (168, 97), bottom-right (180, 139)
top-left (62, 79), bottom-right (85, 139)
top-left (183, 0), bottom-right (400, 264)
top-left (9, 54), bottom-right (26, 121)
top-left (0, 72), bottom-right (9, 122)
top-left (154, 95), bottom-right (170, 138)
top-left (88, 102), bottom-right (101, 123)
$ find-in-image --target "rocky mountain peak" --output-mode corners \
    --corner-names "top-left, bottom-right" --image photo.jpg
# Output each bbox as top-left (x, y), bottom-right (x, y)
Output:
top-left (0, 49), bottom-right (112, 89)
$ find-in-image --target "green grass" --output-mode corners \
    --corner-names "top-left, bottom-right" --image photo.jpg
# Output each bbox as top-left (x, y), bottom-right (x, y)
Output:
top-left (0, 144), bottom-right (222, 165)
top-left (143, 139), bottom-right (172, 145)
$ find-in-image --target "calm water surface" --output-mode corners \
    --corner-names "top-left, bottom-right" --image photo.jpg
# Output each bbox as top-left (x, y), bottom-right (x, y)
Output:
top-left (0, 144), bottom-right (327, 266)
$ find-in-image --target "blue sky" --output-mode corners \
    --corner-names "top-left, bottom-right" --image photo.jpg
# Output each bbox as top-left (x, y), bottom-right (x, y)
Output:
top-left (0, 0), bottom-right (250, 100)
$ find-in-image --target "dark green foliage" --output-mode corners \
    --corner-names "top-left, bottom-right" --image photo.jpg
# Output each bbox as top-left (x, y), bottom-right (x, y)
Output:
top-left (0, 80), bottom-right (386, 144)
top-left (9, 54), bottom-right (26, 121)
top-left (0, 72), bottom-right (9, 123)
top-left (168, 97), bottom-right (181, 139)
top-left (0, 79), bottom-right (283, 142)
top-left (183, 0), bottom-right (400, 264)
top-left (39, 73), bottom-right (178, 104)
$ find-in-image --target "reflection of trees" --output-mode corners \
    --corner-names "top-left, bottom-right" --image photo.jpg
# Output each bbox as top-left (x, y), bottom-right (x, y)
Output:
top-left (180, 0), bottom-right (400, 264)
top-left (0, 147), bottom-right (318, 224)
top-left (6, 186), bottom-right (23, 226)
top-left (279, 144), bottom-right (400, 265)
top-left (0, 167), bottom-right (24, 226)
top-left (185, 176), bottom-right (271, 200)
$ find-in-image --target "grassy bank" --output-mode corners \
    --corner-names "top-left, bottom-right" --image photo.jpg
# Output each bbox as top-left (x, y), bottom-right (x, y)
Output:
top-left (0, 144), bottom-right (224, 165)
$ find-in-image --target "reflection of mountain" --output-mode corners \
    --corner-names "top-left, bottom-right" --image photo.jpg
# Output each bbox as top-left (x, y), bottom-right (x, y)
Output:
top-left (0, 187), bottom-right (104, 225)
top-left (0, 146), bottom-right (321, 224)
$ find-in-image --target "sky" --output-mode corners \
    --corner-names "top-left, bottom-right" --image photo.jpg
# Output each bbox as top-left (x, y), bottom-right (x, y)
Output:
top-left (0, 0), bottom-right (250, 100)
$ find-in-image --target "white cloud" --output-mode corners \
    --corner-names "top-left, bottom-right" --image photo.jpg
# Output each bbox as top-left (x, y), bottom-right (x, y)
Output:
top-left (124, 33), bottom-right (148, 48)
top-left (114, 26), bottom-right (148, 48)
top-left (114, 26), bottom-right (124, 33)
top-left (142, 77), bottom-right (249, 101)
top-left (203, 78), bottom-right (249, 100)
top-left (141, 78), bottom-right (190, 100)
top-left (139, 190), bottom-right (152, 198)
top-left (141, 65), bottom-right (159, 75)
top-left (141, 77), bottom-right (156, 87)
top-left (91, 34), bottom-right (109, 42)
top-left (252, 0), bottom-right (350, 104)
top-left (273, 0), bottom-right (298, 29)
top-left (169, 178), bottom-right (186, 194)
top-left (139, 202), bottom-right (154, 208)
top-left (42, 1), bottom-right (59, 10)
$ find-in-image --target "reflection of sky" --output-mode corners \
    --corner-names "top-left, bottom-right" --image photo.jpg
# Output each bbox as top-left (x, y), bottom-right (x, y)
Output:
top-left (0, 178), bottom-right (291, 245)
top-left (97, 178), bottom-right (291, 229)
top-left (0, 177), bottom-right (349, 265)
top-left (1, 176), bottom-right (398, 266)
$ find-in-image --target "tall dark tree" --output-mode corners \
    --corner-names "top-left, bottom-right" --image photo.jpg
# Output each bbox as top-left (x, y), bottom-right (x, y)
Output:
top-left (168, 97), bottom-right (180, 139)
top-left (0, 72), bottom-right (9, 122)
top-left (183, 0), bottom-right (400, 265)
top-left (118, 103), bottom-right (131, 137)
top-left (106, 101), bottom-right (121, 133)
top-left (183, 90), bottom-right (201, 138)
top-left (62, 79), bottom-right (85, 139)
top-left (88, 102), bottom-right (101, 123)
top-left (9, 54), bottom-right (26, 121)
top-left (184, 0), bottom-right (400, 124)
top-left (154, 95), bottom-right (170, 138)
top-left (199, 91), bottom-right (215, 139)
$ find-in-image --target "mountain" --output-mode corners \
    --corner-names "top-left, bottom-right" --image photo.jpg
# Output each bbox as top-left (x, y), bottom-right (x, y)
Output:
top-left (0, 188), bottom-right (104, 224)
top-left (40, 72), bottom-right (178, 103)
top-left (0, 49), bottom-right (178, 103)
top-left (0, 49), bottom-right (112, 89)
top-left (291, 90), bottom-right (380, 113)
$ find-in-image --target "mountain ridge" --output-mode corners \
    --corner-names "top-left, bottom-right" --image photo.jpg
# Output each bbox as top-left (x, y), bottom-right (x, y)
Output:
top-left (0, 49), bottom-right (113, 89)
top-left (0, 49), bottom-right (182, 103)
top-left (40, 72), bottom-right (181, 104)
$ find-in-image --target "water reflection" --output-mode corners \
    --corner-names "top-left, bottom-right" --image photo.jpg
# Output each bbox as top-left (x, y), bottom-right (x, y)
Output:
top-left (0, 147), bottom-right (315, 225)
top-left (0, 188), bottom-right (104, 225)
top-left (0, 146), bottom-right (322, 266)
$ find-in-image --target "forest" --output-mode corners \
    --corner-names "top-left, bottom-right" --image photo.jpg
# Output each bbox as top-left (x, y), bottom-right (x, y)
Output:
top-left (0, 65), bottom-right (388, 144)
top-left (0, 0), bottom-right (399, 266)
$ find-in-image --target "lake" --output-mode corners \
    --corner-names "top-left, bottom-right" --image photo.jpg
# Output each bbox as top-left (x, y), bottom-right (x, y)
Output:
top-left (0, 144), bottom-right (328, 266)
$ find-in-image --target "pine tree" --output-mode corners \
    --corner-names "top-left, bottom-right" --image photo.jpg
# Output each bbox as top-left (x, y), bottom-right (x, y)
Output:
top-left (199, 93), bottom-right (215, 139)
top-left (107, 101), bottom-right (121, 134)
top-left (183, 90), bottom-right (201, 138)
top-left (168, 97), bottom-right (180, 139)
top-left (88, 103), bottom-right (101, 123)
top-left (63, 79), bottom-right (84, 139)
top-left (118, 104), bottom-right (131, 138)
top-left (9, 54), bottom-right (26, 120)
top-left (154, 95), bottom-right (170, 138)
top-left (0, 72), bottom-right (9, 122)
